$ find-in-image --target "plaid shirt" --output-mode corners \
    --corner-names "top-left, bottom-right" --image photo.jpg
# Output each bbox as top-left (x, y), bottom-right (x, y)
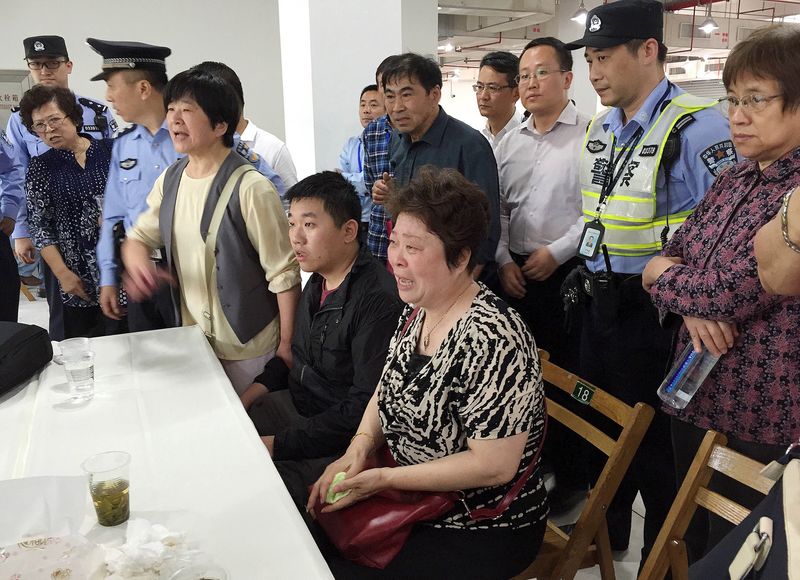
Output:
top-left (364, 115), bottom-right (394, 262)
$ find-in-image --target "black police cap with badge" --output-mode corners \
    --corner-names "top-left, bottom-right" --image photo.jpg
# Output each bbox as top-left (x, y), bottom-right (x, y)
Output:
top-left (86, 38), bottom-right (171, 82)
top-left (24, 35), bottom-right (69, 60)
top-left (565, 0), bottom-right (664, 50)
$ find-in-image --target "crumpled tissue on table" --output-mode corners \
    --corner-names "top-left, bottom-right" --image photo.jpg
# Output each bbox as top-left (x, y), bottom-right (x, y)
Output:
top-left (0, 475), bottom-right (87, 546)
top-left (104, 518), bottom-right (204, 579)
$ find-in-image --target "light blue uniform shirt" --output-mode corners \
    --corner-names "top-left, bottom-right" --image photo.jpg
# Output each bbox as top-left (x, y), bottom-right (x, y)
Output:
top-left (338, 135), bottom-right (371, 222)
top-left (587, 78), bottom-right (735, 274)
top-left (96, 121), bottom-right (285, 286)
top-left (0, 131), bottom-right (24, 220)
top-left (6, 94), bottom-right (117, 239)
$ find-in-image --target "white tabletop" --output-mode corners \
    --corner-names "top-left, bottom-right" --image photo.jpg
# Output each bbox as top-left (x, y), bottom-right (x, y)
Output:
top-left (0, 325), bottom-right (333, 579)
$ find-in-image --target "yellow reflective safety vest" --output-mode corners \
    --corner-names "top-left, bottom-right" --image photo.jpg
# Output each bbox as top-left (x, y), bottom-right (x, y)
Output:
top-left (580, 94), bottom-right (718, 257)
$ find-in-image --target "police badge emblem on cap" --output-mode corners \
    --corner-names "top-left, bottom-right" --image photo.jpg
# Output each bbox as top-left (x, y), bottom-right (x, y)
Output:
top-left (589, 15), bottom-right (602, 32)
top-left (34, 41), bottom-right (45, 52)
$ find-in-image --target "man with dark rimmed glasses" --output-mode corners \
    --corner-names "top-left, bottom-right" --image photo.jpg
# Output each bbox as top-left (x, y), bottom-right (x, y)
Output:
top-left (6, 35), bottom-right (116, 341)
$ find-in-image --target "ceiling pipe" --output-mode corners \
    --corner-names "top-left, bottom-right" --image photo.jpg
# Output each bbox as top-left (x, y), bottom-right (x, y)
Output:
top-left (664, 0), bottom-right (726, 12)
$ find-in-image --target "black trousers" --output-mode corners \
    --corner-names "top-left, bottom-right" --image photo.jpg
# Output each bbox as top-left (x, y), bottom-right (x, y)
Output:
top-left (578, 275), bottom-right (675, 563)
top-left (0, 232), bottom-right (18, 322)
top-left (504, 254), bottom-right (586, 496)
top-left (670, 416), bottom-right (787, 564)
top-left (318, 516), bottom-right (547, 580)
top-left (127, 283), bottom-right (176, 333)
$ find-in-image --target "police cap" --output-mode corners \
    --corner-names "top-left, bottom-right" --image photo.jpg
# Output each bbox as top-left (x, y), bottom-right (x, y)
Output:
top-left (565, 0), bottom-right (664, 50)
top-left (86, 38), bottom-right (171, 81)
top-left (24, 36), bottom-right (69, 60)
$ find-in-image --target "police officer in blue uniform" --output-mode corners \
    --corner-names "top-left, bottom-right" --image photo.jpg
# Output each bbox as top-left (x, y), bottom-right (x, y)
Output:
top-left (87, 38), bottom-right (286, 332)
top-left (0, 132), bottom-right (25, 322)
top-left (562, 0), bottom-right (736, 568)
top-left (7, 35), bottom-right (117, 340)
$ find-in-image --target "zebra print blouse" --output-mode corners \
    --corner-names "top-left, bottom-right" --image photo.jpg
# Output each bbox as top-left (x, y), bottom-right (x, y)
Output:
top-left (377, 284), bottom-right (548, 530)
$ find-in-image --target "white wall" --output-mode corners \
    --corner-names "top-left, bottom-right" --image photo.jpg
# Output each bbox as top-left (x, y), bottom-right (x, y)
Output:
top-left (0, 0), bottom-right (286, 140)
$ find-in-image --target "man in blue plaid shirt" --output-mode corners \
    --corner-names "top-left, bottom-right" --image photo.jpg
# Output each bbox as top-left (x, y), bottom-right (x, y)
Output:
top-left (364, 55), bottom-right (399, 263)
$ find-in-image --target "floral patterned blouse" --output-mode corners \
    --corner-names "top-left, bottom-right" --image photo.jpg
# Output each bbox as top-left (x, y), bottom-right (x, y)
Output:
top-left (650, 147), bottom-right (800, 445)
top-left (26, 136), bottom-right (113, 308)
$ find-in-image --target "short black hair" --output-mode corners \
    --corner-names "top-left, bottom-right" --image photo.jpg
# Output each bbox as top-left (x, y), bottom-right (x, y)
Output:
top-left (625, 39), bottom-right (668, 63)
top-left (479, 51), bottom-right (520, 87)
top-left (375, 55), bottom-right (401, 84)
top-left (381, 53), bottom-right (442, 93)
top-left (287, 171), bottom-right (361, 229)
top-left (163, 68), bottom-right (239, 148)
top-left (361, 84), bottom-right (378, 98)
top-left (112, 68), bottom-right (168, 93)
top-left (192, 61), bottom-right (245, 110)
top-left (19, 85), bottom-right (82, 135)
top-left (520, 37), bottom-right (573, 72)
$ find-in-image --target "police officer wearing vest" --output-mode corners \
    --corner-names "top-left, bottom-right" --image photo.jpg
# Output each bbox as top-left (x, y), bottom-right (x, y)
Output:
top-left (563, 0), bottom-right (736, 566)
top-left (7, 35), bottom-right (117, 341)
top-left (88, 39), bottom-right (286, 332)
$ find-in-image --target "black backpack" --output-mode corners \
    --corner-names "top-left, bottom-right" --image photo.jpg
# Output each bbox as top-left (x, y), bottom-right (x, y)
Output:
top-left (0, 322), bottom-right (53, 395)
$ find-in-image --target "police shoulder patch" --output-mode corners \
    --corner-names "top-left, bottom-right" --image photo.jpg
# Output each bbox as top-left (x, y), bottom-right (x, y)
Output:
top-left (235, 140), bottom-right (260, 165)
top-left (700, 140), bottom-right (737, 177)
top-left (586, 139), bottom-right (607, 154)
top-left (120, 158), bottom-right (137, 170)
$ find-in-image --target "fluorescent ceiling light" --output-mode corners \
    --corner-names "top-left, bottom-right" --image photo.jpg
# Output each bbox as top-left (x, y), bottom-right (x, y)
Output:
top-left (571, 1), bottom-right (588, 25)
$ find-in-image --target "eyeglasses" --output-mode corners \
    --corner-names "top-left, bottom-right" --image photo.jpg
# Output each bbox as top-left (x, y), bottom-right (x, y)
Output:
top-left (472, 83), bottom-right (512, 95)
top-left (31, 115), bottom-right (68, 134)
top-left (718, 93), bottom-right (783, 115)
top-left (26, 59), bottom-right (67, 71)
top-left (515, 68), bottom-right (569, 85)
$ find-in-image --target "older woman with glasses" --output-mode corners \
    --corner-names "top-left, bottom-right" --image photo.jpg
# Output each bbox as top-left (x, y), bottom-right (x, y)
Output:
top-left (19, 84), bottom-right (114, 338)
top-left (308, 166), bottom-right (547, 579)
top-left (642, 24), bottom-right (800, 561)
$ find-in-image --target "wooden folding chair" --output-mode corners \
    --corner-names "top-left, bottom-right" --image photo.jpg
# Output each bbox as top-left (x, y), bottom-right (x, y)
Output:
top-left (638, 429), bottom-right (777, 580)
top-left (20, 281), bottom-right (35, 302)
top-left (514, 351), bottom-right (654, 580)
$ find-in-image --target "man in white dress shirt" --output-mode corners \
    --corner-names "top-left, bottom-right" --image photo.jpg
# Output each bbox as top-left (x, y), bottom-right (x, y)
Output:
top-left (496, 36), bottom-right (588, 365)
top-left (495, 35), bottom-right (591, 514)
top-left (475, 51), bottom-right (521, 148)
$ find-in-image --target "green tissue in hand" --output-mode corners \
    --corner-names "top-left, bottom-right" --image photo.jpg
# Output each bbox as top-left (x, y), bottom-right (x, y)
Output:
top-left (326, 471), bottom-right (352, 504)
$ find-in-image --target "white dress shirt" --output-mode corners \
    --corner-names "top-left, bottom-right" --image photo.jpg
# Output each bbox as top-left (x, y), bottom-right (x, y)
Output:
top-left (481, 113), bottom-right (522, 150)
top-left (240, 119), bottom-right (299, 188)
top-left (495, 101), bottom-right (590, 267)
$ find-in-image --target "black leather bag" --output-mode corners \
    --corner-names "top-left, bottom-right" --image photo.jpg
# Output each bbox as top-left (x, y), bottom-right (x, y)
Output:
top-left (0, 322), bottom-right (52, 395)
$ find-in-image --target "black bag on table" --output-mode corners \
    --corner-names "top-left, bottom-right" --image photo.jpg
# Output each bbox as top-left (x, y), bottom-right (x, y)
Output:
top-left (0, 322), bottom-right (52, 395)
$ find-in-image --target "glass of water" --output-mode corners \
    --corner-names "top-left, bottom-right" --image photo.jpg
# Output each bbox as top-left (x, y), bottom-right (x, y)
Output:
top-left (63, 350), bottom-right (95, 401)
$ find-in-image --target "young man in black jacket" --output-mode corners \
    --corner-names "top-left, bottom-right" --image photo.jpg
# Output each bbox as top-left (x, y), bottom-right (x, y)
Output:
top-left (242, 171), bottom-right (402, 508)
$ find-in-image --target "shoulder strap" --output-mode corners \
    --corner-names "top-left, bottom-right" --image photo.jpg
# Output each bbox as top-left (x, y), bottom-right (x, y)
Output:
top-left (203, 164), bottom-right (257, 342)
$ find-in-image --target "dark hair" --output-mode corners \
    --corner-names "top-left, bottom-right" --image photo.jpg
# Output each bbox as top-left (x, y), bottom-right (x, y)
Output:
top-left (381, 53), bottom-right (442, 93)
top-left (625, 39), bottom-right (668, 63)
top-left (375, 54), bottom-right (400, 84)
top-left (479, 51), bottom-right (520, 87)
top-left (723, 24), bottom-right (800, 113)
top-left (19, 85), bottom-right (82, 135)
top-left (192, 61), bottom-right (245, 110)
top-left (163, 68), bottom-right (239, 148)
top-left (520, 37), bottom-right (573, 71)
top-left (387, 165), bottom-right (488, 272)
top-left (287, 171), bottom-right (361, 229)
top-left (361, 84), bottom-right (378, 98)
top-left (112, 68), bottom-right (168, 93)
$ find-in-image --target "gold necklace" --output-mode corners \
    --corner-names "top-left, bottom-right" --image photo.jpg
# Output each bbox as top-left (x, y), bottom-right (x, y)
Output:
top-left (423, 282), bottom-right (473, 349)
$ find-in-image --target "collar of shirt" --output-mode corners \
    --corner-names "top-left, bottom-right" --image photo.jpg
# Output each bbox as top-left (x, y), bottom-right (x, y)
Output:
top-left (521, 100), bottom-right (580, 137)
top-left (131, 121), bottom-right (171, 143)
top-left (603, 78), bottom-right (678, 141)
top-left (239, 118), bottom-right (259, 143)
top-left (731, 145), bottom-right (800, 183)
top-left (400, 106), bottom-right (448, 147)
top-left (482, 113), bottom-right (520, 143)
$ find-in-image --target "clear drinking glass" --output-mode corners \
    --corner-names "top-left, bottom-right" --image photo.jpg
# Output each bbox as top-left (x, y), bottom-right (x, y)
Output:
top-left (81, 451), bottom-right (131, 526)
top-left (63, 350), bottom-right (95, 401)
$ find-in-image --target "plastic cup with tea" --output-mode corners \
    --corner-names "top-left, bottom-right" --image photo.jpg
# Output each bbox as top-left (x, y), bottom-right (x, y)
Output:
top-left (81, 451), bottom-right (131, 526)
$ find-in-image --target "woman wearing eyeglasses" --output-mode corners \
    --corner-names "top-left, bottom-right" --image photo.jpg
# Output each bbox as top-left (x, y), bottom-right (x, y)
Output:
top-left (19, 84), bottom-right (114, 338)
top-left (642, 24), bottom-right (800, 561)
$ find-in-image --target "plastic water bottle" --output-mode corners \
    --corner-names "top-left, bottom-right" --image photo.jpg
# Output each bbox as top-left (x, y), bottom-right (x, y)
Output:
top-left (657, 343), bottom-right (719, 410)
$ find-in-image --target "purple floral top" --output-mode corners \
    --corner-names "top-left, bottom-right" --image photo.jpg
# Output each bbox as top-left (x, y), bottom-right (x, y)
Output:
top-left (650, 147), bottom-right (800, 445)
